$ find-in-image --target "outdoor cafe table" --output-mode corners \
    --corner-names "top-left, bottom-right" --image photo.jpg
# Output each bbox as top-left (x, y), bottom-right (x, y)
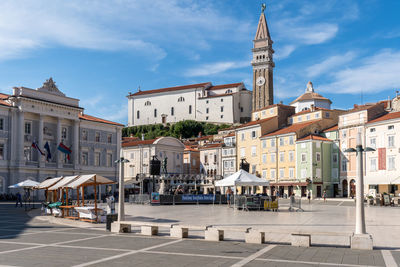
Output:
top-left (59, 205), bottom-right (79, 219)
top-left (74, 206), bottom-right (106, 223)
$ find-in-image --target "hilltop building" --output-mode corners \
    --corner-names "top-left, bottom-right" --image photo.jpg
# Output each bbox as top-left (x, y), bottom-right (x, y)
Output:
top-left (290, 82), bottom-right (332, 113)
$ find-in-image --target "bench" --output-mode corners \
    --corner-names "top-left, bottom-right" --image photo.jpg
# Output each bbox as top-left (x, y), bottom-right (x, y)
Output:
top-left (291, 231), bottom-right (353, 247)
top-left (204, 226), bottom-right (252, 242)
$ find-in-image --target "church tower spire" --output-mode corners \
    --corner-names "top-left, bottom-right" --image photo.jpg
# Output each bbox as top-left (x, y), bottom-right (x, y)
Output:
top-left (252, 3), bottom-right (274, 111)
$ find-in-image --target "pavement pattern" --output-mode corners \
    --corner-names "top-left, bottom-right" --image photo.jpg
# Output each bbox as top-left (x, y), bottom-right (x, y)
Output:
top-left (0, 203), bottom-right (399, 267)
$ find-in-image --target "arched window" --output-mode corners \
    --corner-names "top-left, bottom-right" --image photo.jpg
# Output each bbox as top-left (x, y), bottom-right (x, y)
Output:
top-left (137, 110), bottom-right (140, 119)
top-left (154, 109), bottom-right (157, 118)
top-left (189, 105), bottom-right (192, 114)
top-left (171, 107), bottom-right (174, 116)
top-left (178, 97), bottom-right (185, 102)
top-left (225, 89), bottom-right (233, 94)
top-left (145, 101), bottom-right (151, 106)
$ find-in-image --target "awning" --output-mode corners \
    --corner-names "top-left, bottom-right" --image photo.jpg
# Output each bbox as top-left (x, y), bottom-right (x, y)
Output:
top-left (9, 179), bottom-right (40, 189)
top-left (66, 174), bottom-right (115, 189)
top-left (48, 176), bottom-right (79, 190)
top-left (36, 177), bottom-right (63, 189)
top-left (269, 182), bottom-right (309, 187)
top-left (215, 169), bottom-right (269, 187)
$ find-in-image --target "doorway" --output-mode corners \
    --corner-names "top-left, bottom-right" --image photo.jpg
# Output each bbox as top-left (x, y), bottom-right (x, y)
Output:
top-left (350, 179), bottom-right (356, 198)
top-left (316, 186), bottom-right (322, 198)
top-left (342, 180), bottom-right (348, 197)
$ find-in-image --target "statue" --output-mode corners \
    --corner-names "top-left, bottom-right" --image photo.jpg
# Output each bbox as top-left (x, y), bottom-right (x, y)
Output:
top-left (162, 157), bottom-right (168, 174)
top-left (261, 3), bottom-right (266, 13)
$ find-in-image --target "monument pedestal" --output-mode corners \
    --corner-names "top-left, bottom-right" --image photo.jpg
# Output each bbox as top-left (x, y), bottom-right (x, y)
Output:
top-left (351, 234), bottom-right (373, 250)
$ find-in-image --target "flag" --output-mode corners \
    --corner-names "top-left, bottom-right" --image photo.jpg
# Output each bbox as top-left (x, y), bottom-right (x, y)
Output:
top-left (44, 142), bottom-right (51, 161)
top-left (57, 142), bottom-right (72, 161)
top-left (31, 141), bottom-right (45, 156)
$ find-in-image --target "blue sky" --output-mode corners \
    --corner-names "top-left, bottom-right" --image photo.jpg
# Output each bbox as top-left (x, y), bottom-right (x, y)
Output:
top-left (0, 0), bottom-right (399, 124)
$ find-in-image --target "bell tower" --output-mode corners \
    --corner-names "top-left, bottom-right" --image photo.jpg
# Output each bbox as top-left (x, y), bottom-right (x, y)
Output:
top-left (252, 4), bottom-right (274, 111)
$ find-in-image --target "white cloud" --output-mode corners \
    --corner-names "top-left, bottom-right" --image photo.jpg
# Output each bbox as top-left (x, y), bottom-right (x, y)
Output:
top-left (320, 49), bottom-right (400, 94)
top-left (185, 60), bottom-right (249, 77)
top-left (277, 22), bottom-right (338, 45)
top-left (275, 45), bottom-right (296, 60)
top-left (306, 51), bottom-right (356, 77)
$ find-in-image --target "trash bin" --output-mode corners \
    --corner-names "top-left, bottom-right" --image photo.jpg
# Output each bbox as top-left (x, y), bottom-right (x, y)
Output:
top-left (106, 214), bottom-right (118, 231)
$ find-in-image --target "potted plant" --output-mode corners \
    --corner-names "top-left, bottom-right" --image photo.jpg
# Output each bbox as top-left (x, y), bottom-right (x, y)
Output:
top-left (367, 195), bottom-right (374, 205)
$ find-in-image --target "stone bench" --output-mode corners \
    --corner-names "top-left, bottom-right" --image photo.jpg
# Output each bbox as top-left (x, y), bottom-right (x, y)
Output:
top-left (245, 229), bottom-right (265, 244)
top-left (204, 227), bottom-right (251, 242)
top-left (291, 231), bottom-right (353, 248)
top-left (112, 221), bottom-right (173, 236)
top-left (170, 224), bottom-right (212, 238)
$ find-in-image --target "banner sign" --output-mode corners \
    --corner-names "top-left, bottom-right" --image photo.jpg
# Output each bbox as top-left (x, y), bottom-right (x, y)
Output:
top-left (181, 194), bottom-right (216, 202)
top-left (151, 192), bottom-right (160, 204)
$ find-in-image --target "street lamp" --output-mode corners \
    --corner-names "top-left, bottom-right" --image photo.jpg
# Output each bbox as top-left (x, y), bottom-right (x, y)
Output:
top-left (344, 132), bottom-right (374, 250)
top-left (115, 155), bottom-right (129, 222)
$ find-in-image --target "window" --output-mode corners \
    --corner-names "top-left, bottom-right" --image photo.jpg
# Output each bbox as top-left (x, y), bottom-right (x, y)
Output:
top-left (279, 152), bottom-right (284, 162)
top-left (270, 109), bottom-right (274, 114)
top-left (298, 117), bottom-right (302, 122)
top-left (271, 139), bottom-right (275, 147)
top-left (61, 127), bottom-right (67, 139)
top-left (81, 152), bottom-right (88, 166)
top-left (279, 168), bottom-right (284, 178)
top-left (143, 151), bottom-right (148, 158)
top-left (251, 165), bottom-right (256, 174)
top-left (262, 170), bottom-right (267, 179)
top-left (289, 151), bottom-right (294, 162)
top-left (206, 116), bottom-right (209, 120)
top-left (301, 143), bottom-right (306, 148)
top-left (370, 158), bottom-right (377, 171)
top-left (301, 153), bottom-right (306, 162)
top-left (221, 99), bottom-right (223, 102)
top-left (154, 109), bottom-right (157, 117)
top-left (206, 108), bottom-right (209, 114)
top-left (341, 158), bottom-right (347, 172)
top-left (262, 153), bottom-right (267, 163)
top-left (326, 112), bottom-right (330, 118)
top-left (316, 168), bottom-right (321, 178)
top-left (279, 137), bottom-right (284, 146)
top-left (95, 132), bottom-right (100, 142)
top-left (130, 152), bottom-right (134, 159)
top-left (316, 142), bottom-right (321, 148)
top-left (24, 146), bottom-right (32, 161)
top-left (220, 106), bottom-right (224, 112)
top-left (223, 149), bottom-right (227, 156)
top-left (388, 156), bottom-right (396, 170)
top-left (301, 169), bottom-right (307, 179)
top-left (0, 118), bottom-right (3, 130)
top-left (225, 89), bottom-right (232, 94)
top-left (24, 122), bottom-right (31, 134)
top-left (189, 105), bottom-right (192, 114)
top-left (342, 141), bottom-right (347, 150)
top-left (343, 117), bottom-right (347, 126)
top-left (0, 144), bottom-right (4, 160)
top-left (370, 138), bottom-right (376, 149)
top-left (388, 135), bottom-right (395, 147)
top-left (204, 154), bottom-right (208, 164)
top-left (262, 140), bottom-right (266, 149)
top-left (241, 133), bottom-right (245, 141)
top-left (240, 107), bottom-right (243, 112)
top-left (316, 152), bottom-right (321, 162)
top-left (145, 101), bottom-right (151, 106)
top-left (178, 97), bottom-right (185, 102)
top-left (342, 130), bottom-right (347, 138)
top-left (107, 134), bottom-right (112, 143)
top-left (82, 130), bottom-right (88, 141)
top-left (230, 161), bottom-right (234, 168)
top-left (270, 169), bottom-right (276, 179)
top-left (95, 152), bottom-right (100, 166)
top-left (270, 154), bottom-right (276, 163)
top-left (332, 168), bottom-right (338, 178)
top-left (306, 115), bottom-right (310, 120)
top-left (315, 113), bottom-right (320, 118)
top-left (289, 168), bottom-right (294, 178)
top-left (252, 131), bottom-right (256, 139)
top-left (251, 146), bottom-right (256, 157)
top-left (240, 148), bottom-right (245, 158)
top-left (289, 136), bottom-right (294, 145)
top-left (370, 128), bottom-right (376, 133)
top-left (220, 115), bottom-right (224, 119)
top-left (333, 154), bottom-right (338, 164)
top-left (206, 100), bottom-right (209, 104)
top-left (224, 161), bottom-right (228, 168)
top-left (388, 125), bottom-right (394, 130)
top-left (171, 107), bottom-right (174, 116)
top-left (137, 110), bottom-right (140, 119)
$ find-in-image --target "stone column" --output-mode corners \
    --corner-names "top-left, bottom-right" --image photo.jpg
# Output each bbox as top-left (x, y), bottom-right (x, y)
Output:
top-left (17, 109), bottom-right (25, 164)
top-left (56, 118), bottom-right (62, 168)
top-left (9, 109), bottom-right (17, 165)
top-left (73, 120), bottom-right (79, 168)
top-left (38, 114), bottom-right (44, 167)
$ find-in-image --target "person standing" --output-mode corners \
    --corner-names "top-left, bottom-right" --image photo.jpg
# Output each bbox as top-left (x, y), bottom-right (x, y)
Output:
top-left (323, 190), bottom-right (327, 202)
top-left (307, 190), bottom-right (311, 204)
top-left (226, 187), bottom-right (233, 207)
top-left (15, 192), bottom-right (22, 207)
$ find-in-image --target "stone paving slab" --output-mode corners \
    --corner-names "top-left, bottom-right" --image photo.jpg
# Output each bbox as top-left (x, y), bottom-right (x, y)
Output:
top-left (0, 242), bottom-right (34, 252)
top-left (0, 245), bottom-right (122, 267)
top-left (151, 239), bottom-right (265, 258)
top-left (392, 251), bottom-right (400, 266)
top-left (0, 232), bottom-right (92, 244)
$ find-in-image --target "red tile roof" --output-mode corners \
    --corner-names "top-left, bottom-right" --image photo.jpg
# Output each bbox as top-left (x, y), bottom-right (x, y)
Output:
top-left (0, 93), bottom-right (11, 107)
top-left (79, 114), bottom-right (124, 126)
top-left (367, 111), bottom-right (400, 124)
top-left (129, 82), bottom-right (211, 97)
top-left (199, 93), bottom-right (234, 99)
top-left (297, 134), bottom-right (332, 142)
top-left (253, 103), bottom-right (295, 113)
top-left (122, 138), bottom-right (157, 147)
top-left (261, 120), bottom-right (317, 137)
top-left (323, 125), bottom-right (338, 132)
top-left (346, 103), bottom-right (378, 113)
top-left (294, 107), bottom-right (330, 115)
top-left (122, 136), bottom-right (140, 143)
top-left (207, 83), bottom-right (243, 90)
top-left (195, 135), bottom-right (213, 141)
top-left (236, 117), bottom-right (275, 129)
top-left (225, 132), bottom-right (235, 137)
top-left (184, 145), bottom-right (199, 152)
top-left (290, 92), bottom-right (332, 104)
top-left (198, 143), bottom-right (223, 149)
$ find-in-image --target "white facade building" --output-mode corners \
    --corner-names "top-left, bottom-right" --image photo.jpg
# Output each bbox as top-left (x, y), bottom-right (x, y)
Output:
top-left (0, 78), bottom-right (123, 196)
top-left (290, 82), bottom-right (332, 113)
top-left (222, 133), bottom-right (237, 177)
top-left (127, 82), bottom-right (252, 126)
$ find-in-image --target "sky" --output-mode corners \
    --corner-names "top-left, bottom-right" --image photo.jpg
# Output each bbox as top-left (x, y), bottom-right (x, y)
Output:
top-left (0, 0), bottom-right (399, 125)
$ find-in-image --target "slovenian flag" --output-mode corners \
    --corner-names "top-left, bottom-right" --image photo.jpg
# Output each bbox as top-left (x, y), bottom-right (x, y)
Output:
top-left (31, 141), bottom-right (45, 156)
top-left (44, 142), bottom-right (52, 161)
top-left (57, 142), bottom-right (72, 160)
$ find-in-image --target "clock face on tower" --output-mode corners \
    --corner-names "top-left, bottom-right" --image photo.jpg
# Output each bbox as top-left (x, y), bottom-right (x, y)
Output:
top-left (256, 76), bottom-right (265, 86)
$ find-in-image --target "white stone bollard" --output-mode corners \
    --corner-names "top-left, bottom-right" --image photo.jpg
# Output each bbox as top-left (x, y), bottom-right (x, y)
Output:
top-left (291, 233), bottom-right (311, 247)
top-left (351, 234), bottom-right (373, 250)
top-left (141, 225), bottom-right (158, 236)
top-left (245, 230), bottom-right (265, 244)
top-left (204, 228), bottom-right (224, 241)
top-left (111, 222), bottom-right (131, 233)
top-left (170, 226), bottom-right (189, 238)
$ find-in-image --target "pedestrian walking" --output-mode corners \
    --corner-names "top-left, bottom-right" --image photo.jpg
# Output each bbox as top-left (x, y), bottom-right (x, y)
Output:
top-left (307, 190), bottom-right (311, 204)
top-left (323, 190), bottom-right (327, 202)
top-left (226, 187), bottom-right (233, 207)
top-left (15, 192), bottom-right (22, 207)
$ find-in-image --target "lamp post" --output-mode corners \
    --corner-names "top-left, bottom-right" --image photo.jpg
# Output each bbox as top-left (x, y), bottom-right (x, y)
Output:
top-left (115, 155), bottom-right (129, 222)
top-left (344, 131), bottom-right (374, 249)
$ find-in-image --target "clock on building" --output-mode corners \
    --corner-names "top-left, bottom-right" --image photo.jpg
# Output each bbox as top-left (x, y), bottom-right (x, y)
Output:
top-left (256, 76), bottom-right (265, 86)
